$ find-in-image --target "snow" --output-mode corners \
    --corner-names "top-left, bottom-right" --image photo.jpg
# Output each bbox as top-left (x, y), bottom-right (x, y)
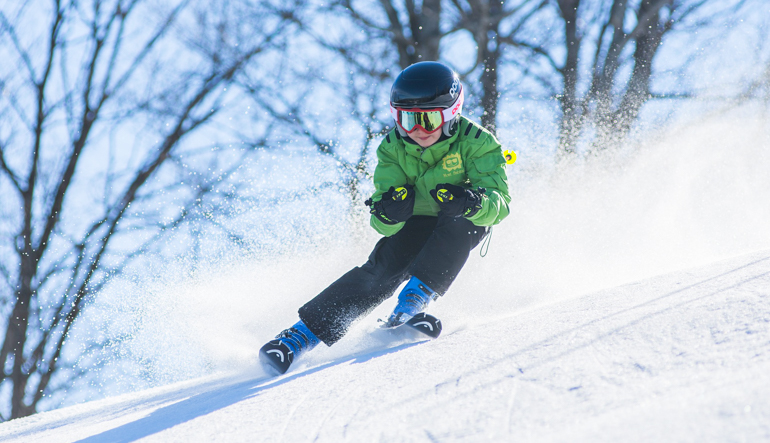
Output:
top-left (1, 104), bottom-right (768, 442)
top-left (1, 249), bottom-right (768, 442)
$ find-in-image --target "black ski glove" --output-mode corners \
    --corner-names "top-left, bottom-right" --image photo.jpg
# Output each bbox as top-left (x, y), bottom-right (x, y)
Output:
top-left (365, 185), bottom-right (416, 225)
top-left (429, 183), bottom-right (485, 218)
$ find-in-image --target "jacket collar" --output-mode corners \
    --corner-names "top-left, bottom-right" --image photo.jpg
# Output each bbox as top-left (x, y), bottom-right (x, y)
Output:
top-left (403, 130), bottom-right (460, 166)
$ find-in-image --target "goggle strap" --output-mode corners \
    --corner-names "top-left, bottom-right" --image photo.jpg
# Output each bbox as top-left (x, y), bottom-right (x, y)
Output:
top-left (442, 87), bottom-right (464, 121)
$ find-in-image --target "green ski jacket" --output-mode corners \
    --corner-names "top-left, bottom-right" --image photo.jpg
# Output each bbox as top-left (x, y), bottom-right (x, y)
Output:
top-left (370, 116), bottom-right (511, 237)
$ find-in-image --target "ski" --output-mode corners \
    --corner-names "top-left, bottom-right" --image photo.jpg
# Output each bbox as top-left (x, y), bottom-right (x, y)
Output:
top-left (259, 339), bottom-right (294, 375)
top-left (379, 312), bottom-right (442, 339)
top-left (404, 312), bottom-right (442, 338)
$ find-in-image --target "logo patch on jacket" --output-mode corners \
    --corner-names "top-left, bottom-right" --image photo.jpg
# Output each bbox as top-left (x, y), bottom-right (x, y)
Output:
top-left (442, 153), bottom-right (463, 174)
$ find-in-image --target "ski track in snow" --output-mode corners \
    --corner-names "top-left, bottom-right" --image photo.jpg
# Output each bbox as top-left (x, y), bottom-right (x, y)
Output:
top-left (1, 250), bottom-right (769, 442)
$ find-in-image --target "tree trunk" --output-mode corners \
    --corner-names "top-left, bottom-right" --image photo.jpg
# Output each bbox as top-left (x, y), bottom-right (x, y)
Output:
top-left (557, 0), bottom-right (582, 156)
top-left (612, 3), bottom-right (665, 138)
top-left (380, 0), bottom-right (442, 69)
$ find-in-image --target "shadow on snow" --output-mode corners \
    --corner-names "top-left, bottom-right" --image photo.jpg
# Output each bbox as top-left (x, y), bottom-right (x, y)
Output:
top-left (74, 341), bottom-right (425, 443)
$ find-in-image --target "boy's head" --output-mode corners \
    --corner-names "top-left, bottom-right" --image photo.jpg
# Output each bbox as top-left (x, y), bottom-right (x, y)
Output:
top-left (390, 62), bottom-right (464, 146)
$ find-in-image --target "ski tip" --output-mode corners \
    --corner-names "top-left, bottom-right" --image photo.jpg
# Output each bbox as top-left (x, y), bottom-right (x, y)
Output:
top-left (405, 313), bottom-right (442, 339)
top-left (259, 339), bottom-right (294, 375)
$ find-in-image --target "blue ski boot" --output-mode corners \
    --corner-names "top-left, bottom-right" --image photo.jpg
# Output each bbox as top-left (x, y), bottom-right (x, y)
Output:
top-left (381, 276), bottom-right (439, 328)
top-left (259, 319), bottom-right (319, 375)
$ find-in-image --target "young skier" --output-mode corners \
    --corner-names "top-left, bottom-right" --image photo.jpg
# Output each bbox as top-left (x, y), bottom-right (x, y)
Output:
top-left (259, 61), bottom-right (511, 374)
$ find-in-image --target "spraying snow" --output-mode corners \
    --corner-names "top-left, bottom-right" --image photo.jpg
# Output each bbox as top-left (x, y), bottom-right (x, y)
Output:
top-left (79, 108), bottom-right (770, 397)
top-left (1, 248), bottom-right (768, 442)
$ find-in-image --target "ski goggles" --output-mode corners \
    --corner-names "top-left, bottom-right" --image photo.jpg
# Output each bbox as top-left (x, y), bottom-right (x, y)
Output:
top-left (390, 89), bottom-right (464, 134)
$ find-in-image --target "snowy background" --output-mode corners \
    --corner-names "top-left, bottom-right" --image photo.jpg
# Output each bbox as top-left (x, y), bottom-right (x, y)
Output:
top-left (0, 244), bottom-right (768, 442)
top-left (0, 102), bottom-right (768, 441)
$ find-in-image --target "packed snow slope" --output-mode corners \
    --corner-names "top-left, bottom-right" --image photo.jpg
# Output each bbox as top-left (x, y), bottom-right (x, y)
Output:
top-left (1, 103), bottom-right (769, 441)
top-left (1, 249), bottom-right (769, 442)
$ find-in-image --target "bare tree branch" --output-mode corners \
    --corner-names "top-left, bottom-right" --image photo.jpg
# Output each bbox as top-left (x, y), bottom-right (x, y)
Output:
top-left (0, 11), bottom-right (38, 84)
top-left (0, 144), bottom-right (23, 193)
top-left (0, 0), bottom-right (292, 419)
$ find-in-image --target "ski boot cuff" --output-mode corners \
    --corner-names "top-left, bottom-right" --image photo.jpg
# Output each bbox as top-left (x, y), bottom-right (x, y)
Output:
top-left (276, 319), bottom-right (320, 355)
top-left (383, 276), bottom-right (440, 328)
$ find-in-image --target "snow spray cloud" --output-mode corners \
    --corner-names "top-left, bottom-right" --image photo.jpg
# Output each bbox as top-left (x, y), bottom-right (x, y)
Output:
top-left (86, 106), bottom-right (769, 394)
top-left (82, 151), bottom-right (381, 394)
top-left (451, 106), bottom-right (770, 321)
top-left (84, 236), bottom-right (377, 396)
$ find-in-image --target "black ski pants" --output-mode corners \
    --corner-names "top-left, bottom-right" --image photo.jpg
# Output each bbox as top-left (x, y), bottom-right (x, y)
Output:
top-left (298, 215), bottom-right (488, 346)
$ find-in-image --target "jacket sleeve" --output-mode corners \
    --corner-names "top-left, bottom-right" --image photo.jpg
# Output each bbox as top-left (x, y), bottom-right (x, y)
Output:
top-left (464, 136), bottom-right (511, 227)
top-left (369, 141), bottom-right (409, 237)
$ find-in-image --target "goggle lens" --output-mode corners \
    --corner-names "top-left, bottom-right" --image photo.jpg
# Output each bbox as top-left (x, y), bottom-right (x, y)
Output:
top-left (396, 109), bottom-right (444, 133)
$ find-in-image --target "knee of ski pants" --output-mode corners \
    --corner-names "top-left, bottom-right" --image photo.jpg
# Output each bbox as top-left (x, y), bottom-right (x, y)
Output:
top-left (433, 214), bottom-right (489, 243)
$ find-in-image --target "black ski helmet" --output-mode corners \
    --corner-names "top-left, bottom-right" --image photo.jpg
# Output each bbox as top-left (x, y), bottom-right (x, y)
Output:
top-left (390, 61), bottom-right (464, 138)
